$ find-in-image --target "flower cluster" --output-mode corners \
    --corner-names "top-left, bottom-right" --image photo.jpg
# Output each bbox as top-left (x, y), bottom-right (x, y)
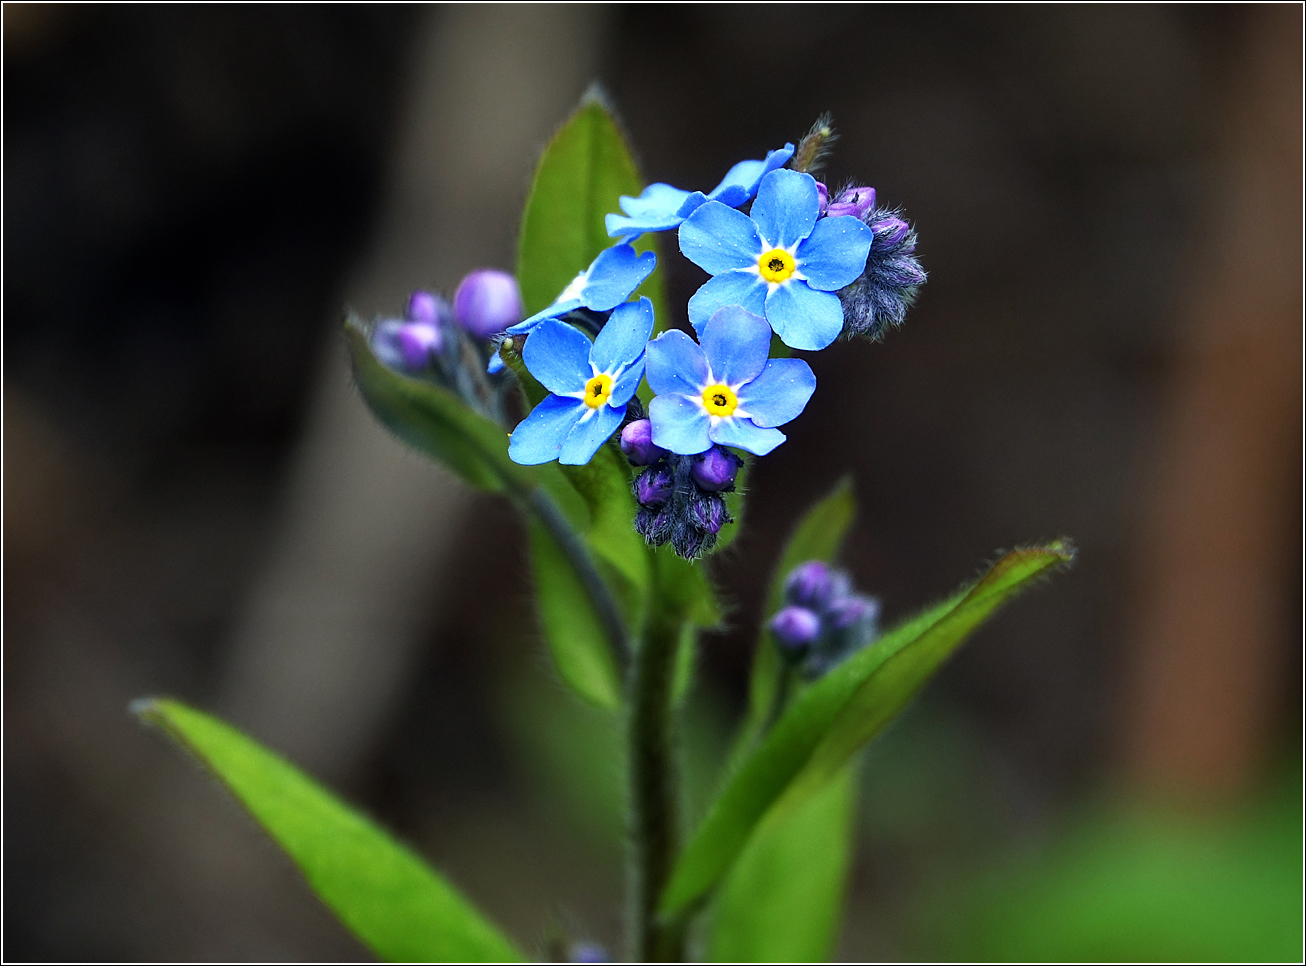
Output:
top-left (492, 121), bottom-right (925, 557)
top-left (770, 560), bottom-right (881, 678)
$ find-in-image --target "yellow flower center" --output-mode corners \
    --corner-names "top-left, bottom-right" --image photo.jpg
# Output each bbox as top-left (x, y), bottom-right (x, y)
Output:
top-left (757, 247), bottom-right (796, 283)
top-left (583, 373), bottom-right (613, 409)
top-left (701, 383), bottom-right (738, 417)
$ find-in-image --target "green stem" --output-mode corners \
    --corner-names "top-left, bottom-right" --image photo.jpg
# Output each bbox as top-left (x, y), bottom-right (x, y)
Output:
top-left (627, 593), bottom-right (685, 961)
top-left (515, 485), bottom-right (631, 669)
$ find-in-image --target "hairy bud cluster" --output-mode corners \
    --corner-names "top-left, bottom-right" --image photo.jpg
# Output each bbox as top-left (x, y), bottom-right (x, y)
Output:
top-left (769, 560), bottom-right (880, 677)
top-left (836, 203), bottom-right (927, 341)
top-left (626, 426), bottom-right (742, 560)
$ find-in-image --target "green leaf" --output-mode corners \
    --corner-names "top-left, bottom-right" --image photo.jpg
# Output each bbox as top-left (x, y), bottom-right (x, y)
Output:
top-left (516, 89), bottom-right (668, 325)
top-left (654, 544), bottom-right (721, 629)
top-left (708, 763), bottom-right (857, 963)
top-left (135, 698), bottom-right (523, 963)
top-left (529, 519), bottom-right (623, 710)
top-left (660, 541), bottom-right (1075, 916)
top-left (737, 478), bottom-right (857, 759)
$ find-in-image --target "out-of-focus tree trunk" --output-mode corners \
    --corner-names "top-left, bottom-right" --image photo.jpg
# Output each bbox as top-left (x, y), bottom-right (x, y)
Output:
top-left (1120, 6), bottom-right (1301, 800)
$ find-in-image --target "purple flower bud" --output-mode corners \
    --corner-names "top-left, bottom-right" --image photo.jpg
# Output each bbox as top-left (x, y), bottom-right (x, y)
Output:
top-left (406, 290), bottom-right (441, 325)
top-left (816, 181), bottom-right (829, 212)
top-left (620, 419), bottom-right (667, 466)
top-left (827, 185), bottom-right (877, 220)
top-left (690, 445), bottom-right (740, 491)
top-left (869, 214), bottom-right (911, 249)
top-left (827, 594), bottom-right (879, 630)
top-left (770, 606), bottom-right (821, 650)
top-left (784, 560), bottom-right (835, 610)
top-left (635, 467), bottom-right (673, 506)
top-left (453, 269), bottom-right (523, 339)
top-left (397, 322), bottom-right (442, 369)
top-left (690, 494), bottom-right (726, 535)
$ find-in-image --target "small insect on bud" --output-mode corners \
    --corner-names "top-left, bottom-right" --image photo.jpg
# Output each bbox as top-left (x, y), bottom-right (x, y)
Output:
top-left (783, 560), bottom-right (835, 610)
top-left (406, 290), bottom-right (442, 325)
top-left (690, 445), bottom-right (741, 491)
top-left (771, 605), bottom-right (822, 650)
top-left (634, 467), bottom-right (674, 506)
top-left (827, 186), bottom-right (877, 221)
top-left (620, 419), bottom-right (667, 466)
top-left (397, 322), bottom-right (443, 369)
top-left (454, 269), bottom-right (523, 339)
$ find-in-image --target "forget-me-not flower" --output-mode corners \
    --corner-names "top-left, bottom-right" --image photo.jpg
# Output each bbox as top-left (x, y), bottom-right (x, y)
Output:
top-left (506, 243), bottom-right (655, 337)
top-left (604, 143), bottom-right (795, 240)
top-left (678, 168), bottom-right (874, 351)
top-left (508, 297), bottom-right (654, 466)
top-left (645, 305), bottom-right (815, 457)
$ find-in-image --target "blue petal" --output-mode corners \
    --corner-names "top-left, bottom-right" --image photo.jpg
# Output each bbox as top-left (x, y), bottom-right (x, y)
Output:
top-left (507, 297), bottom-right (582, 335)
top-left (606, 185), bottom-right (709, 237)
top-left (649, 393), bottom-right (712, 454)
top-left (487, 347), bottom-right (506, 374)
top-left (645, 329), bottom-right (708, 396)
top-left (707, 143), bottom-right (796, 207)
top-left (750, 169), bottom-right (819, 249)
top-left (765, 282), bottom-right (844, 351)
top-left (796, 215), bottom-right (875, 291)
top-left (610, 356), bottom-right (645, 407)
top-left (737, 358), bottom-right (816, 427)
top-left (678, 201), bottom-right (763, 276)
top-left (699, 305), bottom-right (771, 385)
top-left (590, 297), bottom-right (654, 373)
top-left (522, 317), bottom-right (592, 394)
top-left (509, 394), bottom-right (584, 464)
top-left (708, 417), bottom-right (786, 456)
top-left (581, 244), bottom-right (657, 311)
top-left (560, 403), bottom-right (625, 465)
top-left (686, 270), bottom-right (767, 333)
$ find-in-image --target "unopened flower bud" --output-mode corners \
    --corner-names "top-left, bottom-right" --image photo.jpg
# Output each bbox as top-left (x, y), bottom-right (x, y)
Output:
top-left (690, 445), bottom-right (740, 491)
top-left (771, 606), bottom-right (821, 650)
top-left (454, 269), bottom-right (523, 339)
top-left (690, 494), bottom-right (727, 535)
top-left (784, 560), bottom-right (835, 610)
top-left (869, 214), bottom-right (911, 248)
top-left (620, 419), bottom-right (666, 466)
top-left (816, 181), bottom-right (830, 212)
top-left (827, 594), bottom-right (879, 629)
top-left (635, 467), bottom-right (673, 506)
top-left (397, 322), bottom-right (442, 369)
top-left (406, 290), bottom-right (442, 325)
top-left (827, 186), bottom-right (877, 220)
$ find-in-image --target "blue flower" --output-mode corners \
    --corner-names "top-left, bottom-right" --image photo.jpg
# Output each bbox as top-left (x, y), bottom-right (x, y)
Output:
top-left (508, 298), bottom-right (654, 466)
top-left (645, 305), bottom-right (815, 457)
top-left (604, 143), bottom-right (795, 240)
top-left (678, 168), bottom-right (874, 351)
top-left (506, 243), bottom-right (655, 337)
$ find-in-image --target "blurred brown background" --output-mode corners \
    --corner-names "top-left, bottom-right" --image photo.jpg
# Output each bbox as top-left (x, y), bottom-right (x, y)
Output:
top-left (4, 4), bottom-right (1300, 961)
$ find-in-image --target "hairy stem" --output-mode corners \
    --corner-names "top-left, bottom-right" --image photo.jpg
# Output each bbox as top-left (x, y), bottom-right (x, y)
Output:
top-left (628, 597), bottom-right (685, 961)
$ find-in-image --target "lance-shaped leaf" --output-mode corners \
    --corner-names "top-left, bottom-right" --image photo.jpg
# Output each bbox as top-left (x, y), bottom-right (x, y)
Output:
top-left (736, 478), bottom-right (857, 759)
top-left (135, 698), bottom-right (523, 963)
top-left (707, 763), bottom-right (858, 963)
top-left (660, 541), bottom-right (1075, 916)
top-left (516, 88), bottom-right (667, 324)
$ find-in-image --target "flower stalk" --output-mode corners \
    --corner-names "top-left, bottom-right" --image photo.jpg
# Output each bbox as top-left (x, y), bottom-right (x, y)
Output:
top-left (627, 585), bottom-right (687, 961)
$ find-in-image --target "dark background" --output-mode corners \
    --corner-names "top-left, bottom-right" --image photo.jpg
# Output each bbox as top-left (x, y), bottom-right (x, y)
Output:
top-left (5, 5), bottom-right (1300, 960)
